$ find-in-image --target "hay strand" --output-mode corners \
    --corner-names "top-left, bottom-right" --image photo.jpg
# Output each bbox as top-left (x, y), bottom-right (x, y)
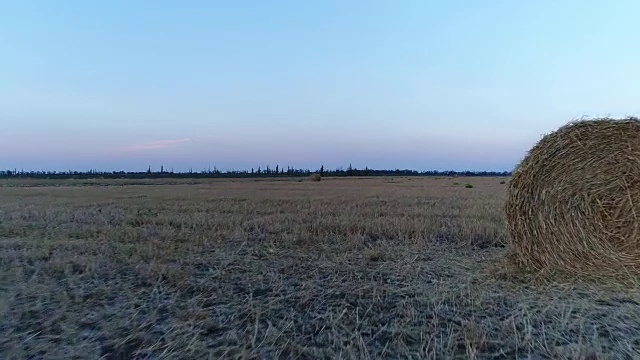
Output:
top-left (505, 117), bottom-right (640, 280)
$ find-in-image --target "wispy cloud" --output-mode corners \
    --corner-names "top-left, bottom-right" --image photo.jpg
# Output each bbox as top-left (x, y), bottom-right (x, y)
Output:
top-left (110, 138), bottom-right (191, 153)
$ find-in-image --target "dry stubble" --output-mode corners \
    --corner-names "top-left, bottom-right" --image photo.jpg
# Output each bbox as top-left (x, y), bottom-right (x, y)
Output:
top-left (1, 176), bottom-right (639, 359)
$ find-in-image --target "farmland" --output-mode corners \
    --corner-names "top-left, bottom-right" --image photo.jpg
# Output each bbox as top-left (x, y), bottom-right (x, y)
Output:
top-left (1, 177), bottom-right (639, 359)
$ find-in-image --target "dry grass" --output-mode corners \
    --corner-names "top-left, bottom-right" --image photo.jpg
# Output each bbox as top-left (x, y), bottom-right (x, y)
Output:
top-left (309, 174), bottom-right (322, 182)
top-left (1, 176), bottom-right (640, 359)
top-left (505, 117), bottom-right (640, 281)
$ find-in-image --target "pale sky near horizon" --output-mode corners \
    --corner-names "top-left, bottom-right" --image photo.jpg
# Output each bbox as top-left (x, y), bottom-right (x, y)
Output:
top-left (2, 1), bottom-right (639, 172)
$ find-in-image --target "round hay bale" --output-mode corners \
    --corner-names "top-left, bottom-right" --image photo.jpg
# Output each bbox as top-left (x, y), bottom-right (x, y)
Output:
top-left (505, 117), bottom-right (640, 278)
top-left (309, 173), bottom-right (322, 182)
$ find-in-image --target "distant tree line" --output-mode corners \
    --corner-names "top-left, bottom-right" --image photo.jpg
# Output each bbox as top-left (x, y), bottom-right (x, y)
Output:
top-left (0, 164), bottom-right (511, 179)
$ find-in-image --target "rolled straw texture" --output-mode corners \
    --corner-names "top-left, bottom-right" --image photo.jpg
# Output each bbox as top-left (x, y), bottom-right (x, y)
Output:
top-left (505, 117), bottom-right (640, 278)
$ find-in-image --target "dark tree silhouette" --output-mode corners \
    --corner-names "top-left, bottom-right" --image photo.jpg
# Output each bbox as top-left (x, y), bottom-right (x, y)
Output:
top-left (0, 163), bottom-right (512, 180)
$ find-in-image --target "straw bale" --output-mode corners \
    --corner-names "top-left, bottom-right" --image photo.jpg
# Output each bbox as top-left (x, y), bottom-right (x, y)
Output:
top-left (505, 117), bottom-right (640, 278)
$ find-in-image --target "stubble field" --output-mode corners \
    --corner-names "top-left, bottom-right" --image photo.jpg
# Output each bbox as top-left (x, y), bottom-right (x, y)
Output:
top-left (1, 176), bottom-right (640, 359)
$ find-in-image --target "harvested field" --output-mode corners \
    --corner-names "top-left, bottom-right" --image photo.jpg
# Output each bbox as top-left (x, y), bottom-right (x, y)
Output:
top-left (1, 176), bottom-right (640, 359)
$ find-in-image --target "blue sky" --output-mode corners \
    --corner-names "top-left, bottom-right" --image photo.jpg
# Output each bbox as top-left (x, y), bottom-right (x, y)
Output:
top-left (1, 1), bottom-right (639, 172)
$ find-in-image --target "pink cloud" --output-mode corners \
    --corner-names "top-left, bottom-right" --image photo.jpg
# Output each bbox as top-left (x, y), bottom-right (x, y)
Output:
top-left (110, 138), bottom-right (191, 153)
